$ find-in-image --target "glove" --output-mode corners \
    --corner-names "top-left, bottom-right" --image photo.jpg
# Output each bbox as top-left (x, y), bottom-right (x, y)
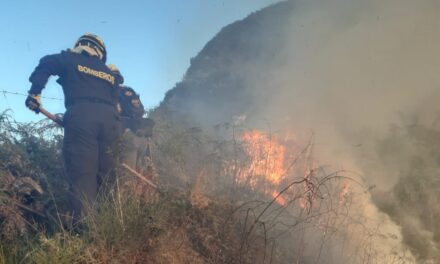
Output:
top-left (25, 94), bottom-right (42, 113)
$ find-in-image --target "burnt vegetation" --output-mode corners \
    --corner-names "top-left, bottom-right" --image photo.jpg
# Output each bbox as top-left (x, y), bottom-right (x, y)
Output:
top-left (0, 110), bottom-right (411, 263)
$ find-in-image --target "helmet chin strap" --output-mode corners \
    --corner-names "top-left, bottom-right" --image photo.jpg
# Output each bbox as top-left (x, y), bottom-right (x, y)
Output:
top-left (70, 45), bottom-right (104, 61)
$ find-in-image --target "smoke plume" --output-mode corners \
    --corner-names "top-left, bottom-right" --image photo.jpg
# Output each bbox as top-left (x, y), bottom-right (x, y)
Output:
top-left (157, 0), bottom-right (440, 262)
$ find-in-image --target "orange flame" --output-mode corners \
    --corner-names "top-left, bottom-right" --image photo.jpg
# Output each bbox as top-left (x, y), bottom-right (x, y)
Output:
top-left (272, 190), bottom-right (287, 206)
top-left (240, 130), bottom-right (286, 185)
top-left (236, 129), bottom-right (315, 209)
top-left (339, 181), bottom-right (351, 205)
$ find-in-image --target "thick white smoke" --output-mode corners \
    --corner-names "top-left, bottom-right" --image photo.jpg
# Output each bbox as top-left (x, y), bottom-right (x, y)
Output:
top-left (158, 0), bottom-right (440, 262)
top-left (240, 0), bottom-right (440, 262)
top-left (247, 0), bottom-right (436, 166)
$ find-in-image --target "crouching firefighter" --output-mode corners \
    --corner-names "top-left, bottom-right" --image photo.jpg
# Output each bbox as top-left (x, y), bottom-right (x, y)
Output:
top-left (108, 65), bottom-right (155, 178)
top-left (26, 33), bottom-right (123, 224)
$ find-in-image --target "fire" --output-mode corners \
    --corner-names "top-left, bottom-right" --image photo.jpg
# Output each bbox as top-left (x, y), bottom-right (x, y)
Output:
top-left (339, 181), bottom-right (351, 205)
top-left (237, 130), bottom-right (296, 207)
top-left (240, 130), bottom-right (286, 185)
top-left (235, 129), bottom-right (316, 209)
top-left (272, 190), bottom-right (287, 206)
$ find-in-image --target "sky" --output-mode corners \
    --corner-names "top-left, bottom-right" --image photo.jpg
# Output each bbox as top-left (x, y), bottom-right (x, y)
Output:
top-left (0, 0), bottom-right (279, 122)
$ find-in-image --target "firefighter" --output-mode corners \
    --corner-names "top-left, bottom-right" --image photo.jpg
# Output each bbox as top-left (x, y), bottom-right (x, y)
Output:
top-left (108, 65), bottom-right (155, 174)
top-left (119, 86), bottom-right (146, 131)
top-left (119, 81), bottom-right (154, 166)
top-left (25, 33), bottom-right (122, 223)
top-left (107, 64), bottom-right (146, 128)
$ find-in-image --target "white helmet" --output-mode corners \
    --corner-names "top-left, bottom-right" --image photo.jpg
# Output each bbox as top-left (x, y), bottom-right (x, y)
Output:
top-left (74, 33), bottom-right (107, 62)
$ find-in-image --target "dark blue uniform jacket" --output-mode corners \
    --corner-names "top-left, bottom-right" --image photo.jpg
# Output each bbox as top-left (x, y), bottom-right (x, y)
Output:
top-left (29, 50), bottom-right (119, 109)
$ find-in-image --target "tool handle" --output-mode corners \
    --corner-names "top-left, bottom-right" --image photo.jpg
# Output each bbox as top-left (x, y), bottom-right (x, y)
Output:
top-left (121, 163), bottom-right (158, 189)
top-left (40, 107), bottom-right (63, 127)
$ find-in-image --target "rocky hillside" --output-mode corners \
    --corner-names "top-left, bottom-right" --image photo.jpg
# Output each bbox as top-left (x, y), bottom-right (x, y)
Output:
top-left (155, 1), bottom-right (293, 128)
top-left (153, 0), bottom-right (440, 262)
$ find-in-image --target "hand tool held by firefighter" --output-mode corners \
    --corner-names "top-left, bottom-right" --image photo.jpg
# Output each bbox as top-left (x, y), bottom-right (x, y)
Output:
top-left (121, 163), bottom-right (157, 189)
top-left (39, 107), bottom-right (64, 127)
top-left (25, 94), bottom-right (63, 126)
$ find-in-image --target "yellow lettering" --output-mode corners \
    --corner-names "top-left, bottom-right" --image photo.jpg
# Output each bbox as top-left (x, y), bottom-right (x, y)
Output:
top-left (77, 64), bottom-right (114, 85)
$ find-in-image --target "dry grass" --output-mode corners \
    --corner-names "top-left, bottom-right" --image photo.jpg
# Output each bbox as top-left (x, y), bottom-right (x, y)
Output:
top-left (0, 113), bottom-right (415, 263)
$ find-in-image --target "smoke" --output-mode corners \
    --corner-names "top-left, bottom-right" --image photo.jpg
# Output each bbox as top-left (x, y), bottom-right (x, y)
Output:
top-left (157, 0), bottom-right (440, 262)
top-left (240, 0), bottom-right (440, 262)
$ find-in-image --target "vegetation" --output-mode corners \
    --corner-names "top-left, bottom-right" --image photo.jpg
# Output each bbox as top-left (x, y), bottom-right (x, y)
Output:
top-left (0, 111), bottom-right (415, 263)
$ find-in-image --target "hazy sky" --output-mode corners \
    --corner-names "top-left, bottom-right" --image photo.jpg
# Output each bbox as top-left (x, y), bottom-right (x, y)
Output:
top-left (0, 0), bottom-right (279, 122)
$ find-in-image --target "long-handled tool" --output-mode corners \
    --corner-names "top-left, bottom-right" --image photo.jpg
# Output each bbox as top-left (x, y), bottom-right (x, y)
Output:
top-left (121, 163), bottom-right (158, 189)
top-left (39, 107), bottom-right (63, 127)
top-left (39, 107), bottom-right (158, 190)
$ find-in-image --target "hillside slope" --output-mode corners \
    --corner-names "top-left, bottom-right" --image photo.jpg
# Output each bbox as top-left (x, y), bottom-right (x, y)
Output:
top-left (153, 0), bottom-right (440, 262)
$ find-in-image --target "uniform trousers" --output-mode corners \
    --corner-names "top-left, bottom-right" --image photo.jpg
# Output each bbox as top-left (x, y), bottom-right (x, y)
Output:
top-left (63, 101), bottom-right (121, 221)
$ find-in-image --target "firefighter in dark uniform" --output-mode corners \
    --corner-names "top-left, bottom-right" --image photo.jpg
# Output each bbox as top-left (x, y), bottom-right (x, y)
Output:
top-left (25, 33), bottom-right (122, 222)
top-left (119, 86), bottom-right (146, 130)
top-left (106, 64), bottom-right (146, 128)
top-left (108, 65), bottom-right (155, 174)
top-left (107, 66), bottom-right (157, 200)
